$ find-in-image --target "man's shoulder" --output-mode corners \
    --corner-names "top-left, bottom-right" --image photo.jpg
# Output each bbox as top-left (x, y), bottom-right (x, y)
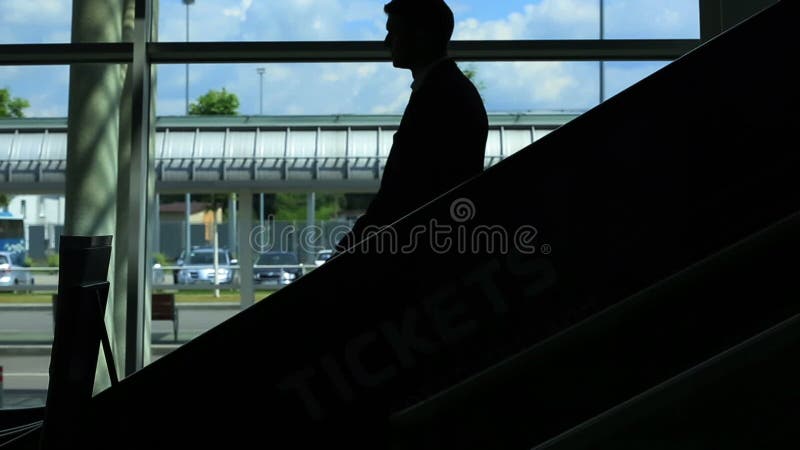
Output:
top-left (420, 60), bottom-right (483, 102)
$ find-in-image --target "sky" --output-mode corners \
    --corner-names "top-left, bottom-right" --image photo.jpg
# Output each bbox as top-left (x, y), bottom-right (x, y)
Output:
top-left (0, 0), bottom-right (699, 117)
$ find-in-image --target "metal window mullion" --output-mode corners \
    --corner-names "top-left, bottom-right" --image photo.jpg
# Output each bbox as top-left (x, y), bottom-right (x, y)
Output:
top-left (0, 42), bottom-right (132, 65)
top-left (699, 0), bottom-right (723, 42)
top-left (144, 39), bottom-right (697, 63)
top-left (125, 0), bottom-right (153, 376)
top-left (1, 39), bottom-right (698, 66)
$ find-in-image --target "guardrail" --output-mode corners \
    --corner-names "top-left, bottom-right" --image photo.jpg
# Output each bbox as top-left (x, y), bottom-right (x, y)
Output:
top-left (0, 264), bottom-right (320, 292)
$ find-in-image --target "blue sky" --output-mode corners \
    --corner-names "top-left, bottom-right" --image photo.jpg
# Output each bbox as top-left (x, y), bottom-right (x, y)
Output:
top-left (0, 0), bottom-right (699, 117)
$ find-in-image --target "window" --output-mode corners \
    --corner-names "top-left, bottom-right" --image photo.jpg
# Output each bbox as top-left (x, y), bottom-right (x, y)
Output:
top-left (0, 0), bottom-right (706, 403)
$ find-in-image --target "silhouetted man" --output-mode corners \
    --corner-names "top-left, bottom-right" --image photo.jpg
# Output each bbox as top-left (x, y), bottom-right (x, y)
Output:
top-left (335, 0), bottom-right (488, 253)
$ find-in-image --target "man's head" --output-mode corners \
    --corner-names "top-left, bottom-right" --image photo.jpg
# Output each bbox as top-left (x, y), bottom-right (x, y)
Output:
top-left (383, 0), bottom-right (455, 69)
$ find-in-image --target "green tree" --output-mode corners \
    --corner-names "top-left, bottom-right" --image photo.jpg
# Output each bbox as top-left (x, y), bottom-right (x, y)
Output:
top-left (188, 88), bottom-right (240, 115)
top-left (0, 87), bottom-right (26, 207)
top-left (460, 64), bottom-right (487, 97)
top-left (271, 193), bottom-right (345, 221)
top-left (0, 88), bottom-right (30, 118)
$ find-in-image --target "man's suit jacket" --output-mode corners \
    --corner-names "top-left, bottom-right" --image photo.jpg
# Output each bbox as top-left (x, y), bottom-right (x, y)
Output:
top-left (337, 58), bottom-right (489, 251)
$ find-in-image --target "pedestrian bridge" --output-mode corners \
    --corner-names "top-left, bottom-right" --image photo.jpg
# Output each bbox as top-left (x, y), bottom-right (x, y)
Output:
top-left (0, 113), bottom-right (575, 194)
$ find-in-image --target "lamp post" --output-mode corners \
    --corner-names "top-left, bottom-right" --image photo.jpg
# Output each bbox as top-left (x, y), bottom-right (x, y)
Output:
top-left (257, 67), bottom-right (265, 115)
top-left (183, 0), bottom-right (195, 114)
top-left (257, 67), bottom-right (266, 231)
top-left (183, 0), bottom-right (195, 277)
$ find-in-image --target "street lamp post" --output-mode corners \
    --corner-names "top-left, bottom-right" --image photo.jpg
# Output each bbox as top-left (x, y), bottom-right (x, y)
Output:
top-left (257, 67), bottom-right (265, 115)
top-left (183, 0), bottom-right (195, 273)
top-left (257, 67), bottom-right (266, 229)
top-left (183, 0), bottom-right (195, 114)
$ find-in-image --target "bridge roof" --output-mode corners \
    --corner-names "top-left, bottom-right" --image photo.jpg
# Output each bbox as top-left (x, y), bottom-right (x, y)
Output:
top-left (0, 113), bottom-right (578, 194)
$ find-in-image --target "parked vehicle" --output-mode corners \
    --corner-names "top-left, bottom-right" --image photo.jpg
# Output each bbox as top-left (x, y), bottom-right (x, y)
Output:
top-left (175, 247), bottom-right (237, 285)
top-left (152, 258), bottom-right (166, 285)
top-left (253, 251), bottom-right (302, 286)
top-left (314, 249), bottom-right (333, 267)
top-left (0, 250), bottom-right (34, 287)
top-left (0, 212), bottom-right (25, 255)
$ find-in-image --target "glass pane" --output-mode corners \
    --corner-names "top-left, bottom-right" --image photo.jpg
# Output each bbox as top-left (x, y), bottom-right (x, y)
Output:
top-left (604, 0), bottom-right (700, 39)
top-left (0, 66), bottom-right (70, 118)
top-left (156, 61), bottom-right (603, 116)
top-left (0, 0), bottom-right (72, 44)
top-left (604, 61), bottom-right (669, 100)
top-left (158, 0), bottom-right (603, 42)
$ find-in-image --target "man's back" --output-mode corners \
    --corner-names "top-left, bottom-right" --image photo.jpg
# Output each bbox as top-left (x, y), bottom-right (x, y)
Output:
top-left (334, 0), bottom-right (488, 253)
top-left (340, 59), bottom-right (488, 250)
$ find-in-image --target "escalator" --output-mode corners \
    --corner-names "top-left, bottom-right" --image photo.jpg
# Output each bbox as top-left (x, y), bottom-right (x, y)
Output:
top-left (3, 1), bottom-right (798, 448)
top-left (389, 209), bottom-right (800, 449)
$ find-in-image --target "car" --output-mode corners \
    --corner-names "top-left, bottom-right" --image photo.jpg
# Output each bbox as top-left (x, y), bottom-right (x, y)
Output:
top-left (152, 258), bottom-right (166, 285)
top-left (175, 247), bottom-right (237, 285)
top-left (253, 251), bottom-right (302, 286)
top-left (0, 250), bottom-right (34, 287)
top-left (314, 249), bottom-right (333, 267)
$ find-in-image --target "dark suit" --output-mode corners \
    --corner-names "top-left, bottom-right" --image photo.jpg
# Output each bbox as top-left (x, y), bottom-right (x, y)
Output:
top-left (337, 58), bottom-right (488, 252)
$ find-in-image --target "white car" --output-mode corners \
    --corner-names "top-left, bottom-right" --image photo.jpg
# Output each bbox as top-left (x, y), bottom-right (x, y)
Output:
top-left (175, 247), bottom-right (237, 285)
top-left (314, 249), bottom-right (333, 267)
top-left (0, 251), bottom-right (34, 287)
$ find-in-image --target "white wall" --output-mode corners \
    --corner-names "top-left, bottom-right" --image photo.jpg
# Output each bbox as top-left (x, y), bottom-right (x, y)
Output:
top-left (7, 194), bottom-right (65, 250)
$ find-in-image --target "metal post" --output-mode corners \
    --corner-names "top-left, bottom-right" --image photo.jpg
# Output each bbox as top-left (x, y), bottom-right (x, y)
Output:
top-left (213, 196), bottom-right (220, 298)
top-left (124, 0), bottom-right (154, 376)
top-left (183, 0), bottom-right (195, 114)
top-left (599, 0), bottom-right (605, 104)
top-left (699, 0), bottom-right (723, 41)
top-left (154, 193), bottom-right (161, 257)
top-left (257, 67), bottom-right (265, 115)
top-left (237, 190), bottom-right (255, 308)
top-left (185, 192), bottom-right (191, 259)
top-left (228, 193), bottom-right (237, 257)
top-left (259, 193), bottom-right (265, 231)
top-left (306, 192), bottom-right (316, 268)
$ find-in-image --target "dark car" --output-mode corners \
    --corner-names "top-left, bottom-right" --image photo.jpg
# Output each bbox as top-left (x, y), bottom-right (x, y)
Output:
top-left (253, 251), bottom-right (302, 286)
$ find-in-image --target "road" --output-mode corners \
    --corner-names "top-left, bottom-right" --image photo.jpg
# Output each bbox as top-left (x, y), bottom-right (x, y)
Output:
top-left (0, 307), bottom-right (241, 409)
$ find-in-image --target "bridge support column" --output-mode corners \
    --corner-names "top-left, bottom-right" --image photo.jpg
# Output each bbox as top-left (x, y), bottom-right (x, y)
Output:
top-left (184, 192), bottom-right (191, 257)
top-left (306, 192), bottom-right (316, 268)
top-left (237, 191), bottom-right (255, 308)
top-left (228, 193), bottom-right (237, 256)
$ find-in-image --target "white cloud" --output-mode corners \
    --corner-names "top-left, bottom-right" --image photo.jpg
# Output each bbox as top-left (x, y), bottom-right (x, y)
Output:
top-left (604, 0), bottom-right (699, 38)
top-left (466, 61), bottom-right (596, 112)
top-left (223, 0), bottom-right (254, 22)
top-left (0, 0), bottom-right (69, 25)
top-left (2, 1), bottom-right (689, 118)
top-left (454, 0), bottom-right (599, 40)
